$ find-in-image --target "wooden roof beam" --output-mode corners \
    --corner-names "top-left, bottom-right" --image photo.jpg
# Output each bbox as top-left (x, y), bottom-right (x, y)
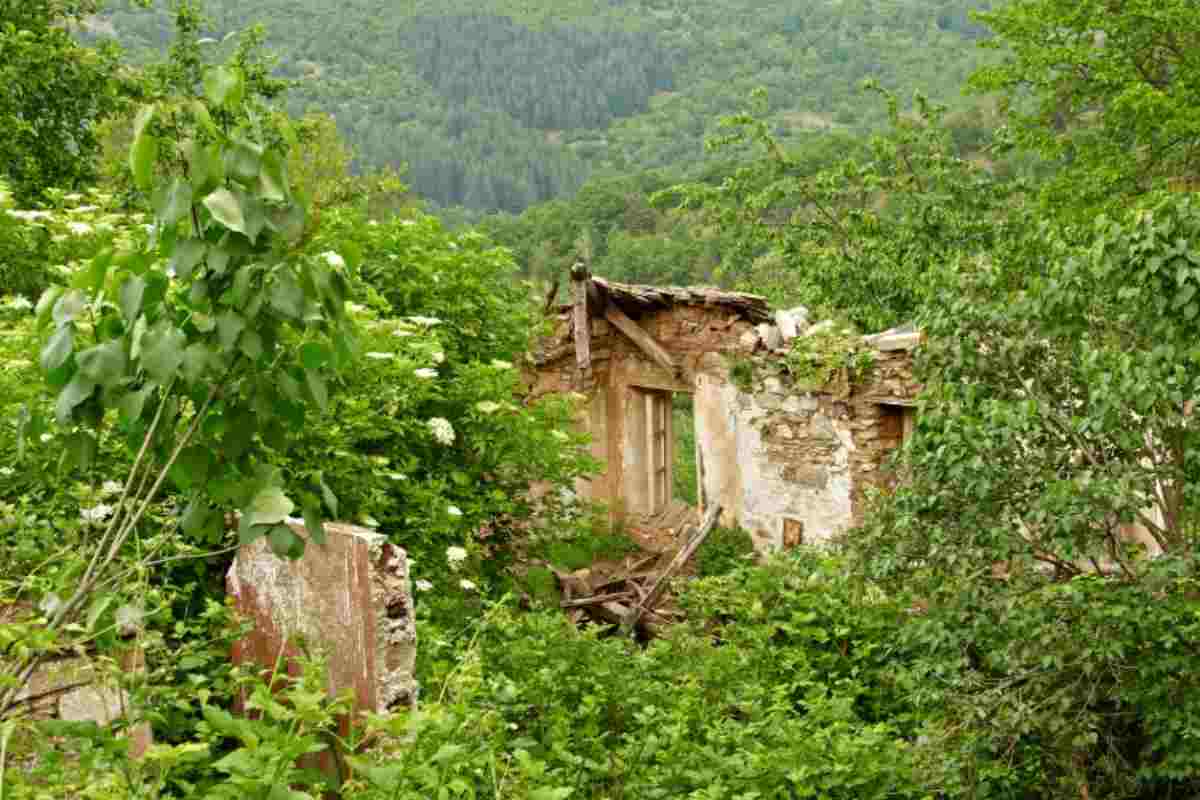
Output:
top-left (603, 300), bottom-right (679, 378)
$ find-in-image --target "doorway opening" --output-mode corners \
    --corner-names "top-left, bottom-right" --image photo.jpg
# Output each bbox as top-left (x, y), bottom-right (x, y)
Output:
top-left (627, 388), bottom-right (698, 520)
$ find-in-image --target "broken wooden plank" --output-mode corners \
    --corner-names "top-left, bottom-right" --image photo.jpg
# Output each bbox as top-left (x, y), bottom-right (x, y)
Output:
top-left (591, 601), bottom-right (666, 636)
top-left (623, 504), bottom-right (722, 635)
top-left (550, 567), bottom-right (588, 601)
top-left (560, 591), bottom-right (635, 609)
top-left (603, 301), bottom-right (678, 377)
top-left (572, 268), bottom-right (593, 390)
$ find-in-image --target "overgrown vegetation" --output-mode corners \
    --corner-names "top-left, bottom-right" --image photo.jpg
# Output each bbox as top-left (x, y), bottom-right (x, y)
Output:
top-left (784, 326), bottom-right (877, 389)
top-left (2, 0), bottom-right (1200, 797)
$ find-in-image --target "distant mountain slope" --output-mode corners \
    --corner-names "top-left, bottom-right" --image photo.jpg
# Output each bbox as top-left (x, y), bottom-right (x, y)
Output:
top-left (98, 0), bottom-right (997, 212)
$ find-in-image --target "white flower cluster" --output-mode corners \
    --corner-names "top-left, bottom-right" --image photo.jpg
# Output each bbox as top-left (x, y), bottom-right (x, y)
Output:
top-left (446, 545), bottom-right (468, 570)
top-left (407, 316), bottom-right (442, 327)
top-left (427, 417), bottom-right (455, 445)
top-left (321, 251), bottom-right (346, 269)
top-left (414, 368), bottom-right (438, 380)
top-left (80, 504), bottom-right (115, 526)
top-left (6, 209), bottom-right (53, 223)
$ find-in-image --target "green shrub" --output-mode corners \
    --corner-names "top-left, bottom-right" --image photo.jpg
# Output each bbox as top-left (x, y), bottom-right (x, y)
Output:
top-left (264, 204), bottom-right (602, 639)
top-left (695, 525), bottom-right (755, 577)
top-left (344, 552), bottom-right (926, 799)
top-left (0, 185), bottom-right (116, 300)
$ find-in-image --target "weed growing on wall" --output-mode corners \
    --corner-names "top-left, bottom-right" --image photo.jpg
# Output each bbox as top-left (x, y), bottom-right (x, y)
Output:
top-left (784, 326), bottom-right (876, 390)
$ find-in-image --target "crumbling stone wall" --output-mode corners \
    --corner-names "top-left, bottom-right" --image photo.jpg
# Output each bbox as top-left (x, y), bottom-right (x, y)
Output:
top-left (531, 296), bottom-right (919, 551)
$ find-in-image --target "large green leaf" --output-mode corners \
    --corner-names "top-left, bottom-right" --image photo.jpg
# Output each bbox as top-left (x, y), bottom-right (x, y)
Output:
top-left (119, 276), bottom-right (146, 323)
top-left (267, 201), bottom-right (306, 242)
top-left (245, 486), bottom-right (295, 528)
top-left (203, 188), bottom-right (246, 235)
top-left (239, 330), bottom-right (264, 361)
top-left (317, 472), bottom-right (338, 518)
top-left (207, 245), bottom-right (231, 277)
top-left (181, 342), bottom-right (215, 384)
top-left (76, 342), bottom-right (127, 388)
top-left (52, 290), bottom-right (87, 326)
top-left (216, 311), bottom-right (245, 351)
top-left (73, 249), bottom-right (113, 294)
top-left (170, 446), bottom-right (213, 491)
top-left (129, 104), bottom-right (158, 191)
top-left (130, 133), bottom-right (158, 193)
top-left (61, 431), bottom-right (98, 472)
top-left (188, 141), bottom-right (225, 196)
top-left (56, 375), bottom-right (96, 424)
top-left (35, 286), bottom-right (64, 330)
top-left (299, 342), bottom-right (331, 370)
top-left (40, 326), bottom-right (74, 373)
top-left (170, 239), bottom-right (207, 281)
top-left (240, 194), bottom-right (267, 244)
top-left (269, 273), bottom-right (304, 319)
top-left (258, 152), bottom-right (290, 202)
top-left (203, 66), bottom-right (244, 108)
top-left (140, 323), bottom-right (187, 383)
top-left (305, 368), bottom-right (328, 412)
top-left (119, 384), bottom-right (153, 424)
top-left (226, 139), bottom-right (263, 184)
top-left (156, 178), bottom-right (193, 227)
top-left (181, 501), bottom-right (222, 544)
top-left (268, 524), bottom-right (306, 560)
top-left (222, 407), bottom-right (256, 460)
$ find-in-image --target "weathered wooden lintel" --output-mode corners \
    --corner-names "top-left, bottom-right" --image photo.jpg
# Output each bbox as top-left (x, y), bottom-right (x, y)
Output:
top-left (603, 301), bottom-right (678, 377)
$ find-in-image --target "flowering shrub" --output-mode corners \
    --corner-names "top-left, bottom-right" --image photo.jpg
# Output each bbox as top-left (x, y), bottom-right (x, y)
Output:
top-left (275, 205), bottom-right (599, 605)
top-left (0, 184), bottom-right (136, 300)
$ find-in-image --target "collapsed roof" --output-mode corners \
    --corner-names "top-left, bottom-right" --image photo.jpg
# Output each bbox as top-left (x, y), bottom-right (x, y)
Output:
top-left (580, 277), bottom-right (774, 325)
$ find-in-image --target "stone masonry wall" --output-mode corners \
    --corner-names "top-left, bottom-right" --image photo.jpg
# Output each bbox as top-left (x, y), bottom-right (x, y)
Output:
top-left (530, 304), bottom-right (918, 550)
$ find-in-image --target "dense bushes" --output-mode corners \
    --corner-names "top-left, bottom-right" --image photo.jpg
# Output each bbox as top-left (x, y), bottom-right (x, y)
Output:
top-left (275, 205), bottom-right (599, 590)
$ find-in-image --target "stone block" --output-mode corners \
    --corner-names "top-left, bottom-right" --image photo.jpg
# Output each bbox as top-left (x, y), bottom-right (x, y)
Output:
top-left (775, 306), bottom-right (810, 341)
top-left (782, 394), bottom-right (819, 414)
top-left (756, 323), bottom-right (783, 350)
top-left (19, 649), bottom-right (152, 758)
top-left (227, 520), bottom-right (417, 716)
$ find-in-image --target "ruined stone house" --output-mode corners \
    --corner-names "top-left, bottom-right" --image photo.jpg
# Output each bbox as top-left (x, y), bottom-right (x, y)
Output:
top-left (529, 273), bottom-right (921, 551)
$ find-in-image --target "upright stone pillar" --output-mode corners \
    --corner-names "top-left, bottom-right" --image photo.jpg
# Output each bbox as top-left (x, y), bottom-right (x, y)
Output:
top-left (226, 521), bottom-right (417, 716)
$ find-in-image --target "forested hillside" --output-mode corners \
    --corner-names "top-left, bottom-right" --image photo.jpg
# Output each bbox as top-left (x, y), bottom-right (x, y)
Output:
top-left (94, 0), bottom-right (996, 211)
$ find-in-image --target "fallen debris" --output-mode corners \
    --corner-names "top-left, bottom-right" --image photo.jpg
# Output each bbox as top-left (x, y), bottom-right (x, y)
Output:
top-left (554, 505), bottom-right (722, 638)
